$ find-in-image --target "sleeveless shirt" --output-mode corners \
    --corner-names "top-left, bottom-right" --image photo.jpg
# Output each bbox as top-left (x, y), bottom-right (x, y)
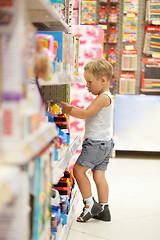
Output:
top-left (84, 91), bottom-right (113, 141)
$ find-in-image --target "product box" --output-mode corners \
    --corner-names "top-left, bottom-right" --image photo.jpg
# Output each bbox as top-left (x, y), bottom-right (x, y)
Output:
top-left (32, 152), bottom-right (52, 240)
top-left (69, 35), bottom-right (74, 74)
top-left (38, 31), bottom-right (70, 73)
top-left (80, 1), bottom-right (97, 25)
top-left (73, 36), bottom-right (79, 76)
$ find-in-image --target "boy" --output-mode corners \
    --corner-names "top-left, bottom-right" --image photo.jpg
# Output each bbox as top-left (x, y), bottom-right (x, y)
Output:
top-left (60, 58), bottom-right (114, 222)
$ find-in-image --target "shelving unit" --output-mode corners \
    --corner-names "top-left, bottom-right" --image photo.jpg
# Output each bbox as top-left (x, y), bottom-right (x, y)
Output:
top-left (0, 1), bottom-right (81, 240)
top-left (52, 136), bottom-right (81, 185)
top-left (26, 0), bottom-right (69, 32)
top-left (0, 166), bottom-right (29, 240)
top-left (38, 74), bottom-right (81, 86)
top-left (1, 122), bottom-right (57, 165)
top-left (56, 186), bottom-right (80, 240)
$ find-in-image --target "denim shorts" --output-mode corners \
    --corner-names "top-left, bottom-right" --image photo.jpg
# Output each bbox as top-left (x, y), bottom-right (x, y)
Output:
top-left (75, 138), bottom-right (114, 171)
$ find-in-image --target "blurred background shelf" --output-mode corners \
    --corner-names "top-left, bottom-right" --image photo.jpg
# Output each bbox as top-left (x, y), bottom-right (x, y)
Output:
top-left (1, 122), bottom-right (57, 165)
top-left (26, 0), bottom-right (69, 32)
top-left (38, 74), bottom-right (81, 86)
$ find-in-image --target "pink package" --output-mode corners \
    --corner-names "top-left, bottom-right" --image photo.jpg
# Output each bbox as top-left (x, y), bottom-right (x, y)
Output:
top-left (36, 34), bottom-right (55, 61)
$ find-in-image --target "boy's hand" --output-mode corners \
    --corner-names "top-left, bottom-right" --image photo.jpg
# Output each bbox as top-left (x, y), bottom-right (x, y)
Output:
top-left (60, 101), bottom-right (72, 115)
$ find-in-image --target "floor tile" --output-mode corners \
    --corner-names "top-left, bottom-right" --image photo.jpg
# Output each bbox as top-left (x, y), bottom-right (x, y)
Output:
top-left (67, 154), bottom-right (160, 240)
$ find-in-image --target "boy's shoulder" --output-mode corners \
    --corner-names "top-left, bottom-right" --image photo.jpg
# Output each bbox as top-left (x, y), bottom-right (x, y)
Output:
top-left (94, 93), bottom-right (111, 108)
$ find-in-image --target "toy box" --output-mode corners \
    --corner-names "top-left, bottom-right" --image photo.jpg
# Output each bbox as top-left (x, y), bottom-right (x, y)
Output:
top-left (31, 152), bottom-right (52, 240)
top-left (38, 31), bottom-right (70, 73)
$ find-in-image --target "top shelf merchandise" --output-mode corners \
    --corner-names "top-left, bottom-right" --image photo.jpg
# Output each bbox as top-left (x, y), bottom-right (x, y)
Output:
top-left (146, 0), bottom-right (160, 25)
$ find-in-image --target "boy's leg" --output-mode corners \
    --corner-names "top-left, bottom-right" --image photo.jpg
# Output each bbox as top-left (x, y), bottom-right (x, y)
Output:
top-left (93, 170), bottom-right (111, 221)
top-left (93, 170), bottom-right (109, 203)
top-left (73, 164), bottom-right (102, 222)
top-left (73, 164), bottom-right (91, 199)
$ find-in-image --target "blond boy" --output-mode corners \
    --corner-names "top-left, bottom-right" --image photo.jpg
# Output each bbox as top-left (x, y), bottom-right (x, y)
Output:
top-left (60, 58), bottom-right (114, 222)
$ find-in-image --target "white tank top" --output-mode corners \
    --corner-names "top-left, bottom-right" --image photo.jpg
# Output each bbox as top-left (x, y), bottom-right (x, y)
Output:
top-left (84, 91), bottom-right (113, 141)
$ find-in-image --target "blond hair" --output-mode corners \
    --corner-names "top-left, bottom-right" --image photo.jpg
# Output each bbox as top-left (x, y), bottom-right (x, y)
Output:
top-left (84, 58), bottom-right (113, 81)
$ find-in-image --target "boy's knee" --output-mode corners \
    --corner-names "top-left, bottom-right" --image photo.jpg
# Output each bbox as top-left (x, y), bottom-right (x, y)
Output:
top-left (93, 171), bottom-right (105, 184)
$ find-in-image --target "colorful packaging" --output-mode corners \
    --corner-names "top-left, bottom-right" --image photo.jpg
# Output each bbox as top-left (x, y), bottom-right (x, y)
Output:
top-left (99, 6), bottom-right (108, 24)
top-left (108, 6), bottom-right (118, 24)
top-left (141, 58), bottom-right (160, 91)
top-left (108, 26), bottom-right (118, 44)
top-left (121, 49), bottom-right (138, 71)
top-left (80, 1), bottom-right (97, 25)
top-left (38, 31), bottom-right (70, 73)
top-left (119, 73), bottom-right (136, 94)
top-left (108, 47), bottom-right (117, 64)
top-left (122, 15), bottom-right (138, 43)
top-left (110, 74), bottom-right (116, 88)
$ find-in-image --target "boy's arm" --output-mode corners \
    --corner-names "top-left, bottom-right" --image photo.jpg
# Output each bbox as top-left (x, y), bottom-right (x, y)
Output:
top-left (60, 94), bottom-right (111, 119)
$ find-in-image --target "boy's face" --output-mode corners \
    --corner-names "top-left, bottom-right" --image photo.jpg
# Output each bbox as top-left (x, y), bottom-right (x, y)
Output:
top-left (84, 70), bottom-right (104, 95)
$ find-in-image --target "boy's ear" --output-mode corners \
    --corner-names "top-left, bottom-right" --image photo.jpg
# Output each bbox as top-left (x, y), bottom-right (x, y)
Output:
top-left (101, 76), bottom-right (107, 84)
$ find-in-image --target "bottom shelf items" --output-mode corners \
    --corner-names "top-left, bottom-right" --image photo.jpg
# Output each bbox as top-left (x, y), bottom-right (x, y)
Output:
top-left (51, 186), bottom-right (80, 240)
top-left (52, 136), bottom-right (81, 184)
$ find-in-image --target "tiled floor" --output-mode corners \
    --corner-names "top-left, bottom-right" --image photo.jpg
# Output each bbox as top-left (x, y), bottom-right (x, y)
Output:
top-left (67, 152), bottom-right (160, 240)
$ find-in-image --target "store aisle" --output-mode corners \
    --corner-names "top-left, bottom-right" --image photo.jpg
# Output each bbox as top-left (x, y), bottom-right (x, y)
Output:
top-left (67, 153), bottom-right (160, 240)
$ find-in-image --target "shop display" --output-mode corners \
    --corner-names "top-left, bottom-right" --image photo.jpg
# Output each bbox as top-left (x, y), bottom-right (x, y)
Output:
top-left (31, 153), bottom-right (52, 240)
top-left (0, 166), bottom-right (30, 240)
top-left (108, 6), bottom-right (118, 24)
top-left (119, 72), bottom-right (136, 94)
top-left (99, 6), bottom-right (108, 24)
top-left (108, 26), bottom-right (118, 44)
top-left (141, 58), bottom-right (160, 91)
top-left (1, 0), bottom-right (160, 239)
top-left (108, 47), bottom-right (117, 64)
top-left (80, 1), bottom-right (97, 25)
top-left (110, 74), bottom-right (116, 88)
top-left (122, 14), bottom-right (138, 42)
top-left (0, 1), bottom-right (81, 240)
top-left (123, 0), bottom-right (139, 14)
top-left (37, 31), bottom-right (79, 77)
top-left (143, 25), bottom-right (160, 56)
top-left (121, 49), bottom-right (138, 71)
top-left (146, 0), bottom-right (160, 25)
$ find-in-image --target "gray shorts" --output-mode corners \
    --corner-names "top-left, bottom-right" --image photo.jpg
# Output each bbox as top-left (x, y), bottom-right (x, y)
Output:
top-left (75, 138), bottom-right (114, 171)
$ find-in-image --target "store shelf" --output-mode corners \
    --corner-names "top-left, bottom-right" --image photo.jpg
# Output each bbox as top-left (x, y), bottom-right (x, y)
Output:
top-left (1, 122), bottom-right (58, 165)
top-left (52, 136), bottom-right (81, 184)
top-left (57, 188), bottom-right (80, 240)
top-left (26, 0), bottom-right (69, 32)
top-left (0, 166), bottom-right (22, 208)
top-left (38, 74), bottom-right (81, 86)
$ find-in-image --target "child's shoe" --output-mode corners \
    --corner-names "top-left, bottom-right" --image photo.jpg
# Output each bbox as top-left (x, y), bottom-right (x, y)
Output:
top-left (77, 198), bottom-right (102, 222)
top-left (93, 204), bottom-right (111, 221)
